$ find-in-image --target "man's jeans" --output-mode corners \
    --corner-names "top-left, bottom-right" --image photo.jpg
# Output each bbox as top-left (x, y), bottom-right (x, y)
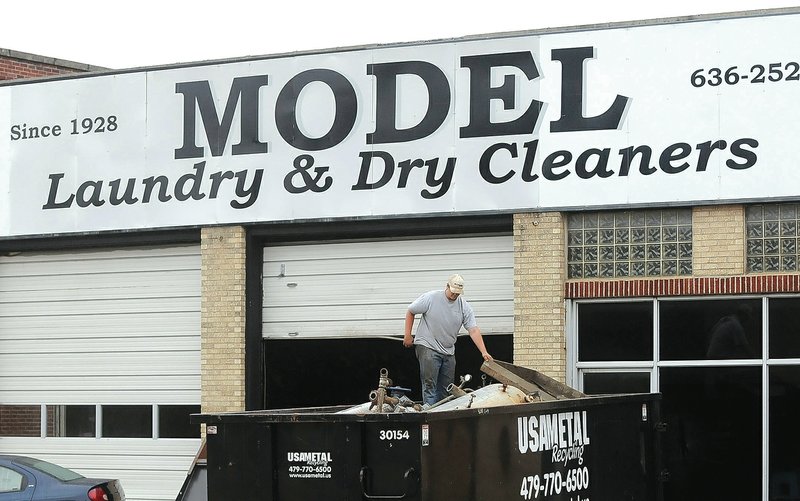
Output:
top-left (415, 344), bottom-right (455, 406)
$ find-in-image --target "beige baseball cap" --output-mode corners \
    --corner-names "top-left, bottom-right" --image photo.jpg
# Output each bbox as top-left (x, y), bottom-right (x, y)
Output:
top-left (447, 274), bottom-right (465, 295)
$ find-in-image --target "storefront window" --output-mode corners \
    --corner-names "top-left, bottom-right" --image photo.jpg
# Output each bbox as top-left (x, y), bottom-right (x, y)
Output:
top-left (768, 298), bottom-right (800, 359)
top-left (582, 372), bottom-right (650, 394)
top-left (770, 366), bottom-right (800, 500)
top-left (573, 296), bottom-right (800, 501)
top-left (578, 301), bottom-right (653, 361)
top-left (660, 299), bottom-right (762, 360)
top-left (660, 367), bottom-right (762, 501)
top-left (567, 209), bottom-right (692, 279)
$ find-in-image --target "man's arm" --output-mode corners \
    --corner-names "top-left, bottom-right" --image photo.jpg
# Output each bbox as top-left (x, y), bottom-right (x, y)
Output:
top-left (403, 310), bottom-right (416, 347)
top-left (468, 326), bottom-right (493, 361)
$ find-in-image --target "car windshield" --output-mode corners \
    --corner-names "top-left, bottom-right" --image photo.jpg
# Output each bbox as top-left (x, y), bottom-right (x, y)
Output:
top-left (13, 457), bottom-right (84, 482)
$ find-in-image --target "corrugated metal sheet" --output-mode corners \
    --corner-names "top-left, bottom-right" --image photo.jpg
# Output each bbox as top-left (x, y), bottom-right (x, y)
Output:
top-left (0, 245), bottom-right (201, 501)
top-left (263, 235), bottom-right (513, 339)
top-left (0, 245), bottom-right (200, 405)
top-left (0, 437), bottom-right (201, 501)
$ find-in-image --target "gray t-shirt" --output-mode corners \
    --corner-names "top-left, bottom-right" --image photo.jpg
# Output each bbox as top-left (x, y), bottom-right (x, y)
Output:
top-left (408, 289), bottom-right (477, 355)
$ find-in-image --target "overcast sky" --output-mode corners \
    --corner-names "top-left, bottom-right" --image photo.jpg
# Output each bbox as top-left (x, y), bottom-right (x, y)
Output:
top-left (2, 0), bottom-right (799, 69)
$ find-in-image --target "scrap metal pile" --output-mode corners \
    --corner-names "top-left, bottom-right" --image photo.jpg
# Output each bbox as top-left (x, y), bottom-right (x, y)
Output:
top-left (337, 361), bottom-right (584, 414)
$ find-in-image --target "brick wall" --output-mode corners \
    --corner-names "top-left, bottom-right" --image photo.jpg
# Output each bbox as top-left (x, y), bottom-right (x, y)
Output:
top-left (563, 204), bottom-right (791, 300)
top-left (0, 405), bottom-right (40, 437)
top-left (200, 226), bottom-right (247, 413)
top-left (566, 274), bottom-right (800, 298)
top-left (0, 57), bottom-right (78, 80)
top-left (692, 205), bottom-right (745, 276)
top-left (0, 48), bottom-right (104, 81)
top-left (513, 212), bottom-right (566, 381)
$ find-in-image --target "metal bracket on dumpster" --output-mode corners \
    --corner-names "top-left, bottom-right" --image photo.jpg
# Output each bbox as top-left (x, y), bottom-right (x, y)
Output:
top-left (359, 466), bottom-right (419, 499)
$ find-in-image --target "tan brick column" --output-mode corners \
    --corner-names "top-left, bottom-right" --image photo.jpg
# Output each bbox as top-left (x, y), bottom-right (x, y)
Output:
top-left (692, 205), bottom-right (745, 276)
top-left (513, 212), bottom-right (567, 382)
top-left (201, 226), bottom-right (247, 413)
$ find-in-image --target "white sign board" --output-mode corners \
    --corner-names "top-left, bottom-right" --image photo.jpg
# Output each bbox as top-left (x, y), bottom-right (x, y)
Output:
top-left (2, 11), bottom-right (799, 237)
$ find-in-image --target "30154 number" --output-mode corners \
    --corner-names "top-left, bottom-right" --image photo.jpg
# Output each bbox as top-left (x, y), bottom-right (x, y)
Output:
top-left (379, 429), bottom-right (410, 440)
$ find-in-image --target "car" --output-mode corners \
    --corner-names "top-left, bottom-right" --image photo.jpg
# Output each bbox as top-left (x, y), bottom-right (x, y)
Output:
top-left (0, 455), bottom-right (124, 500)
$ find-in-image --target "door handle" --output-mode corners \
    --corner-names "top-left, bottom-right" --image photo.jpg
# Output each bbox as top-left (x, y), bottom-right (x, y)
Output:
top-left (359, 466), bottom-right (418, 499)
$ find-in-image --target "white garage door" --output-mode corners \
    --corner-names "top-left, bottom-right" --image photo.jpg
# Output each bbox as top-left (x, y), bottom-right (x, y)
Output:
top-left (0, 245), bottom-right (201, 501)
top-left (263, 235), bottom-right (513, 339)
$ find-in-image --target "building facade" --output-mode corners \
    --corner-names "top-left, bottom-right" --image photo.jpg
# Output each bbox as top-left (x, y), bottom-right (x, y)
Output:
top-left (0, 50), bottom-right (202, 501)
top-left (2, 10), bottom-right (800, 501)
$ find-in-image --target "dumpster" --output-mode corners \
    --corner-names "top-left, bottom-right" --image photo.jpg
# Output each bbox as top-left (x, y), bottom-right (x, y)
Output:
top-left (192, 361), bottom-right (663, 501)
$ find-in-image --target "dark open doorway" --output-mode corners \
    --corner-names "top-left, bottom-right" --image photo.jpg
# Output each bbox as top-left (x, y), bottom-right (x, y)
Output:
top-left (263, 335), bottom-right (513, 409)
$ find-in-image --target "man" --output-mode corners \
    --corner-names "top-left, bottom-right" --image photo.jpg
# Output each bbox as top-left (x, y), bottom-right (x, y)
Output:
top-left (706, 304), bottom-right (755, 359)
top-left (403, 273), bottom-right (493, 406)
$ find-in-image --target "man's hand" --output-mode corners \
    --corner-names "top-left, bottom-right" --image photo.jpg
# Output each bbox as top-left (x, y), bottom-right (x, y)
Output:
top-left (403, 333), bottom-right (413, 348)
top-left (481, 352), bottom-right (493, 362)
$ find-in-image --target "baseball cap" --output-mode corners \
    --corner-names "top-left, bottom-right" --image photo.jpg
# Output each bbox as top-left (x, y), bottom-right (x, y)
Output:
top-left (447, 274), bottom-right (465, 295)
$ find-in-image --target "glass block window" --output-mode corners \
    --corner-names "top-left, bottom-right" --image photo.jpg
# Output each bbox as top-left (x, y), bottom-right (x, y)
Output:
top-left (746, 204), bottom-right (799, 273)
top-left (567, 209), bottom-right (693, 279)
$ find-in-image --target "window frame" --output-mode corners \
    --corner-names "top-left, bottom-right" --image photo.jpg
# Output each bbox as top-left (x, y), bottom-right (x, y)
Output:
top-left (1, 403), bottom-right (201, 439)
top-left (568, 294), bottom-right (800, 501)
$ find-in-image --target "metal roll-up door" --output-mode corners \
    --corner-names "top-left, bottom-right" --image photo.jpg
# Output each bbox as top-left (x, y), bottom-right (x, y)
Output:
top-left (260, 235), bottom-right (514, 408)
top-left (262, 235), bottom-right (513, 340)
top-left (0, 244), bottom-right (201, 501)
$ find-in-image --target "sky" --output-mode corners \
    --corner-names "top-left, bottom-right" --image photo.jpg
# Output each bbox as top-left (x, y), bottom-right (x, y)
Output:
top-left (2, 0), bottom-right (799, 69)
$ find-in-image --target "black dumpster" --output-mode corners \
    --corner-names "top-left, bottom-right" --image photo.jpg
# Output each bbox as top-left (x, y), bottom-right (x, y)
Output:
top-left (193, 363), bottom-right (663, 501)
